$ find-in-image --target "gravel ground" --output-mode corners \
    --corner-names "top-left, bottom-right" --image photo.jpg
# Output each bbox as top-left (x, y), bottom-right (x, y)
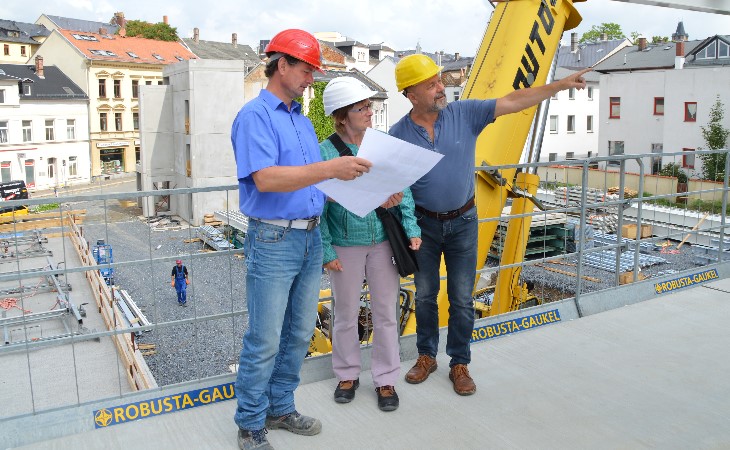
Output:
top-left (68, 192), bottom-right (712, 386)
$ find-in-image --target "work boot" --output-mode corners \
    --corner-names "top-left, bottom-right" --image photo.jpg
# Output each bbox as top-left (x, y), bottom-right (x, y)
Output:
top-left (449, 364), bottom-right (476, 396)
top-left (375, 385), bottom-right (399, 412)
top-left (265, 411), bottom-right (322, 436)
top-left (334, 379), bottom-right (359, 403)
top-left (237, 428), bottom-right (273, 450)
top-left (405, 354), bottom-right (437, 384)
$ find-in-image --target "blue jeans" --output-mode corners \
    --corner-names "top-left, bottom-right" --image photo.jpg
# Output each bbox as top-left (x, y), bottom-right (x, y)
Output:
top-left (175, 281), bottom-right (187, 304)
top-left (413, 206), bottom-right (478, 367)
top-left (234, 220), bottom-right (322, 432)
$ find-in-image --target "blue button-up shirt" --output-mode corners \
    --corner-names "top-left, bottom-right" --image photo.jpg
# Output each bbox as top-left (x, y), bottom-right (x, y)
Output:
top-left (231, 89), bottom-right (325, 219)
top-left (389, 99), bottom-right (496, 212)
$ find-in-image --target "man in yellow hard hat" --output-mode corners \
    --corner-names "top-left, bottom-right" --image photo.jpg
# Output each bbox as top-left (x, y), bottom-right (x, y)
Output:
top-left (390, 53), bottom-right (590, 396)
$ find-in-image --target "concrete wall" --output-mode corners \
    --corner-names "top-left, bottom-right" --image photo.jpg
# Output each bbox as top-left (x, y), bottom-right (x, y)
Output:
top-left (140, 60), bottom-right (245, 223)
top-left (538, 165), bottom-right (677, 195)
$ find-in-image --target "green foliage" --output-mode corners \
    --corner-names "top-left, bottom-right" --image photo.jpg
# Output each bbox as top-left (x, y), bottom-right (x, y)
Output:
top-left (306, 82), bottom-right (335, 142)
top-left (698, 96), bottom-right (730, 181)
top-left (659, 162), bottom-right (688, 184)
top-left (121, 19), bottom-right (179, 41)
top-left (31, 203), bottom-right (60, 213)
top-left (580, 23), bottom-right (626, 43)
top-left (651, 36), bottom-right (669, 44)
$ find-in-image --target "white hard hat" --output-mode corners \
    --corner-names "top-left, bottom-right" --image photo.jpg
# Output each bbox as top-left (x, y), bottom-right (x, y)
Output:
top-left (323, 77), bottom-right (377, 115)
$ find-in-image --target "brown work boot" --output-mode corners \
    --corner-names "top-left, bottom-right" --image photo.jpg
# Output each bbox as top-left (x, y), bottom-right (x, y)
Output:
top-left (449, 364), bottom-right (476, 396)
top-left (405, 354), bottom-right (437, 384)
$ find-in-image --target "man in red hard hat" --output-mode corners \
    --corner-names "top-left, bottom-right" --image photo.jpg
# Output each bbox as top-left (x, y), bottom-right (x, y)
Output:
top-left (231, 29), bottom-right (372, 450)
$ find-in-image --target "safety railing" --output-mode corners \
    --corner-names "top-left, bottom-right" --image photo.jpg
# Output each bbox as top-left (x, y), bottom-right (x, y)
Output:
top-left (0, 148), bottom-right (728, 428)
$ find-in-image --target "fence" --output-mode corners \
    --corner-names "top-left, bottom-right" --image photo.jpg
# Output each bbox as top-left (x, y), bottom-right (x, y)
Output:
top-left (1, 149), bottom-right (729, 448)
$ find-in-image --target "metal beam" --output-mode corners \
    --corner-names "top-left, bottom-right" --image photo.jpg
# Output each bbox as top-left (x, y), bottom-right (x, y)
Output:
top-left (611, 0), bottom-right (730, 15)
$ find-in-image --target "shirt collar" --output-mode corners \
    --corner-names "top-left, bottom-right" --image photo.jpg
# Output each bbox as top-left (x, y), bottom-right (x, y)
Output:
top-left (260, 89), bottom-right (302, 114)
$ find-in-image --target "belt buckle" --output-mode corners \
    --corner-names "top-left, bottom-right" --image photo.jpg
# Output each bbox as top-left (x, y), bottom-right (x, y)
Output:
top-left (306, 218), bottom-right (318, 231)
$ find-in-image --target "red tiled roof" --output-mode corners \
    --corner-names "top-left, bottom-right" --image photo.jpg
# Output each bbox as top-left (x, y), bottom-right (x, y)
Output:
top-left (57, 29), bottom-right (196, 65)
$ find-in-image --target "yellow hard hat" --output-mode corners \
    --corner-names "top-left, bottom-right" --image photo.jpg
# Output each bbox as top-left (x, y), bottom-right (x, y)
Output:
top-left (395, 54), bottom-right (443, 91)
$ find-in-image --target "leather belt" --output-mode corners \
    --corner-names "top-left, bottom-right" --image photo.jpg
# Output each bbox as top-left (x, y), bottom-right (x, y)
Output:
top-left (415, 197), bottom-right (475, 221)
top-left (253, 217), bottom-right (320, 231)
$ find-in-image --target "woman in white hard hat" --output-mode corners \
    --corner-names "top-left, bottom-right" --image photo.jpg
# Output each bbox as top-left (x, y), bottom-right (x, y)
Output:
top-left (319, 76), bottom-right (421, 412)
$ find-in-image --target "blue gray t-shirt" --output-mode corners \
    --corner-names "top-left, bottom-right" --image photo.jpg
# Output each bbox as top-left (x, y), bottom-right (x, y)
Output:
top-left (389, 99), bottom-right (496, 212)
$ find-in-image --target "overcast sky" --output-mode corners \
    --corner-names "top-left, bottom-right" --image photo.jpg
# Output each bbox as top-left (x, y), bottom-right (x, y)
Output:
top-left (1, 0), bottom-right (727, 55)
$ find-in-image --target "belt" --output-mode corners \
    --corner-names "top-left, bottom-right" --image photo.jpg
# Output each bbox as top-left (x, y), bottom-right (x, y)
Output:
top-left (253, 217), bottom-right (320, 231)
top-left (415, 197), bottom-right (475, 221)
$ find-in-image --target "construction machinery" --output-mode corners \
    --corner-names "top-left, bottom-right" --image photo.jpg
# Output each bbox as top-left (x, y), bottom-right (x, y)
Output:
top-left (311, 0), bottom-right (585, 353)
top-left (92, 239), bottom-right (114, 285)
top-left (0, 180), bottom-right (29, 217)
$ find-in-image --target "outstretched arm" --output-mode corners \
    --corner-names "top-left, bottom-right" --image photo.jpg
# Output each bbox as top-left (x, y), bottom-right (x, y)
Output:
top-left (495, 67), bottom-right (591, 118)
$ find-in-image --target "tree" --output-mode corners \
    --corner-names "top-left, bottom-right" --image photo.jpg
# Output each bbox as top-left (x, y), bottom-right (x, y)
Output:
top-left (121, 19), bottom-right (179, 41)
top-left (579, 23), bottom-right (626, 43)
top-left (698, 96), bottom-right (730, 181)
top-left (651, 36), bottom-right (669, 44)
top-left (659, 162), bottom-right (688, 184)
top-left (306, 81), bottom-right (334, 142)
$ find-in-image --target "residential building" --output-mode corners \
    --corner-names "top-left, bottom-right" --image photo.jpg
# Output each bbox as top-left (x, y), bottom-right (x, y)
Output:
top-left (594, 32), bottom-right (730, 177)
top-left (367, 56), bottom-right (409, 131)
top-left (315, 32), bottom-right (372, 72)
top-left (31, 22), bottom-right (197, 176)
top-left (314, 70), bottom-right (389, 131)
top-left (0, 20), bottom-right (50, 63)
top-left (0, 59), bottom-right (89, 190)
top-left (539, 33), bottom-right (631, 163)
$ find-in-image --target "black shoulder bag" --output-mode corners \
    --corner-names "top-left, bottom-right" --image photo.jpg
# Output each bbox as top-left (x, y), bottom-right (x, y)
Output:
top-left (327, 133), bottom-right (419, 277)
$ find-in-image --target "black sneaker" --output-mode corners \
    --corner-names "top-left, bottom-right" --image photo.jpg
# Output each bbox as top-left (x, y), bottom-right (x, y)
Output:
top-left (334, 379), bottom-right (359, 403)
top-left (375, 385), bottom-right (399, 412)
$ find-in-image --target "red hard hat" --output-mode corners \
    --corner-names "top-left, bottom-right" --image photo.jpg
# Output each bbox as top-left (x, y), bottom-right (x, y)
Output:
top-left (264, 29), bottom-right (323, 72)
top-left (176, 260), bottom-right (182, 264)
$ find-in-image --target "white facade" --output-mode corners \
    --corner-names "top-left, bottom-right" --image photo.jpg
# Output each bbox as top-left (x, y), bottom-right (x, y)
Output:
top-left (598, 66), bottom-right (730, 176)
top-left (0, 79), bottom-right (90, 191)
top-left (367, 57), bottom-right (411, 131)
top-left (539, 80), bottom-right (600, 163)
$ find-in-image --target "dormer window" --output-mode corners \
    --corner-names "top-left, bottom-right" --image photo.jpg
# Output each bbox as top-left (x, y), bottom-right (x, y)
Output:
top-left (127, 51), bottom-right (140, 58)
top-left (152, 54), bottom-right (164, 61)
top-left (697, 40), bottom-right (729, 60)
top-left (72, 34), bottom-right (99, 41)
top-left (90, 49), bottom-right (118, 57)
top-left (19, 83), bottom-right (31, 96)
top-left (175, 56), bottom-right (184, 61)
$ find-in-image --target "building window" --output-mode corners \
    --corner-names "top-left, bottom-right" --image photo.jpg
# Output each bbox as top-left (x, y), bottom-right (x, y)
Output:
top-left (146, 80), bottom-right (152, 85)
top-left (115, 112), bottom-right (122, 131)
top-left (66, 119), bottom-right (76, 139)
top-left (69, 156), bottom-right (78, 176)
top-left (20, 46), bottom-right (26, 56)
top-left (133, 112), bottom-right (139, 130)
top-left (587, 115), bottom-right (593, 133)
top-left (682, 148), bottom-right (695, 169)
top-left (566, 151), bottom-right (575, 159)
top-left (113, 79), bottom-right (121, 98)
top-left (22, 84), bottom-right (31, 95)
top-left (132, 80), bottom-right (139, 98)
top-left (1, 161), bottom-right (10, 182)
top-left (0, 89), bottom-right (4, 103)
top-left (549, 115), bottom-right (558, 133)
top-left (0, 121), bottom-right (7, 143)
top-left (567, 115), bottom-right (575, 133)
top-left (587, 86), bottom-right (593, 100)
top-left (47, 158), bottom-right (55, 179)
top-left (3, 44), bottom-right (8, 56)
top-left (608, 141), bottom-right (624, 165)
top-left (720, 40), bottom-right (730, 59)
top-left (568, 88), bottom-right (575, 100)
top-left (100, 113), bottom-right (108, 131)
top-left (454, 91), bottom-right (460, 101)
top-left (99, 79), bottom-right (107, 98)
top-left (548, 153), bottom-right (557, 162)
top-left (696, 41), bottom-right (729, 59)
top-left (609, 97), bottom-right (620, 119)
top-left (654, 97), bottom-right (664, 115)
top-left (45, 119), bottom-right (55, 141)
top-left (651, 143), bottom-right (663, 174)
top-left (685, 102), bottom-right (697, 122)
top-left (22, 120), bottom-right (32, 142)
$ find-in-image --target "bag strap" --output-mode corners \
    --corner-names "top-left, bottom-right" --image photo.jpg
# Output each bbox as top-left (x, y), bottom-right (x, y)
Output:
top-left (327, 133), bottom-right (387, 215)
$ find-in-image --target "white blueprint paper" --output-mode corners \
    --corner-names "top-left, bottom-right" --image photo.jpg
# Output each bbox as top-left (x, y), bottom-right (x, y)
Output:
top-left (316, 128), bottom-right (443, 217)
